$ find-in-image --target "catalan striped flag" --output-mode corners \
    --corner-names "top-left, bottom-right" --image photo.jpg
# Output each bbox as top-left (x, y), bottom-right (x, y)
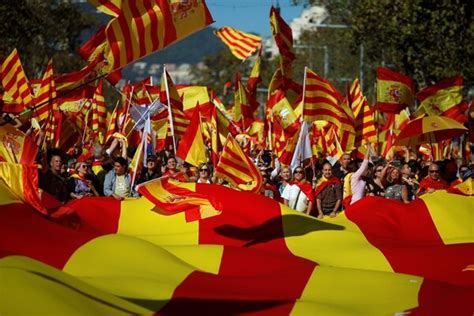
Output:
top-left (105, 103), bottom-right (121, 143)
top-left (32, 59), bottom-right (56, 124)
top-left (176, 105), bottom-right (207, 167)
top-left (91, 81), bottom-right (107, 143)
top-left (415, 76), bottom-right (468, 123)
top-left (376, 67), bottom-right (415, 114)
top-left (214, 26), bottom-right (261, 60)
top-left (0, 49), bottom-right (33, 112)
top-left (214, 134), bottom-right (262, 193)
top-left (86, 0), bottom-right (214, 73)
top-left (302, 68), bottom-right (354, 132)
top-left (270, 6), bottom-right (295, 77)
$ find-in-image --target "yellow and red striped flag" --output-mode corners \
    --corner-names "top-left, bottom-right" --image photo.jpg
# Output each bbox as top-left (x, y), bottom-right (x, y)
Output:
top-left (176, 105), bottom-right (207, 167)
top-left (88, 0), bottom-right (121, 17)
top-left (214, 26), bottom-right (261, 60)
top-left (233, 73), bottom-right (257, 128)
top-left (214, 134), bottom-right (262, 193)
top-left (270, 6), bottom-right (295, 77)
top-left (105, 103), bottom-right (121, 143)
top-left (85, 0), bottom-right (214, 73)
top-left (376, 67), bottom-right (415, 114)
top-left (415, 76), bottom-right (468, 123)
top-left (0, 49), bottom-right (33, 112)
top-left (302, 68), bottom-right (354, 133)
top-left (91, 81), bottom-right (107, 143)
top-left (32, 59), bottom-right (56, 123)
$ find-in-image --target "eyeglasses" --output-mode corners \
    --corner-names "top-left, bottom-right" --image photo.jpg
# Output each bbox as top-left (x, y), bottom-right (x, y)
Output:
top-left (294, 170), bottom-right (304, 174)
top-left (199, 168), bottom-right (209, 172)
top-left (429, 170), bottom-right (440, 173)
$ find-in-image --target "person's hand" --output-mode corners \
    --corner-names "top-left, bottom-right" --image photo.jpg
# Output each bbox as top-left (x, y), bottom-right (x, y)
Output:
top-left (329, 211), bottom-right (337, 218)
top-left (317, 213), bottom-right (324, 219)
top-left (76, 194), bottom-right (84, 199)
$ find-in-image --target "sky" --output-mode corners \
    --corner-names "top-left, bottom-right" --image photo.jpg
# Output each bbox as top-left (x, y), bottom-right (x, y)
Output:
top-left (206, 0), bottom-right (304, 37)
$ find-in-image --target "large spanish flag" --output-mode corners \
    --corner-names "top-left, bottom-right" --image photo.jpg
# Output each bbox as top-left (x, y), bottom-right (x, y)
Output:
top-left (1, 175), bottom-right (472, 314)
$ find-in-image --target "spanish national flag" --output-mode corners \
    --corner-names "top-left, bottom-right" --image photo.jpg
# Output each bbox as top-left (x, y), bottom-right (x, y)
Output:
top-left (415, 76), bottom-right (468, 123)
top-left (1, 175), bottom-right (472, 314)
top-left (376, 67), bottom-right (415, 114)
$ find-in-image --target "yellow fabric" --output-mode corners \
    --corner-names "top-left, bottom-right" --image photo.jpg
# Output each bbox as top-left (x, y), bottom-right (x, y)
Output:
top-left (183, 113), bottom-right (207, 167)
top-left (420, 190), bottom-right (474, 245)
top-left (0, 162), bottom-right (25, 203)
top-left (63, 235), bottom-right (196, 306)
top-left (281, 205), bottom-right (393, 272)
top-left (377, 79), bottom-right (414, 106)
top-left (421, 116), bottom-right (467, 133)
top-left (177, 85), bottom-right (210, 113)
top-left (119, 196), bottom-right (199, 245)
top-left (1, 49), bottom-right (33, 107)
top-left (292, 265), bottom-right (421, 315)
top-left (88, 0), bottom-right (122, 17)
top-left (420, 85), bottom-right (463, 116)
top-left (1, 256), bottom-right (151, 315)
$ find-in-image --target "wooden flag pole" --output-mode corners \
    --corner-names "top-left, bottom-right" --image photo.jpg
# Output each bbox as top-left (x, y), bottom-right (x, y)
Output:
top-left (163, 66), bottom-right (177, 155)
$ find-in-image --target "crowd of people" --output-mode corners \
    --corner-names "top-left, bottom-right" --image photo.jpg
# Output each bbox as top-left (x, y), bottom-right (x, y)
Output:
top-left (37, 136), bottom-right (474, 217)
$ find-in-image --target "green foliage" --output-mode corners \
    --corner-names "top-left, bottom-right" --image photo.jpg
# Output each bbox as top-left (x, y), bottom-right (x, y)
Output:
top-left (293, 0), bottom-right (474, 89)
top-left (0, 0), bottom-right (97, 78)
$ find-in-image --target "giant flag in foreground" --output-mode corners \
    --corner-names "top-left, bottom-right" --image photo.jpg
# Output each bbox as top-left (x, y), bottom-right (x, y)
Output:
top-left (0, 177), bottom-right (473, 315)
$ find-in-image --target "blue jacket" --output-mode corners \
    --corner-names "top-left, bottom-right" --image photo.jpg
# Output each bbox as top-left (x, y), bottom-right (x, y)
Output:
top-left (103, 170), bottom-right (138, 197)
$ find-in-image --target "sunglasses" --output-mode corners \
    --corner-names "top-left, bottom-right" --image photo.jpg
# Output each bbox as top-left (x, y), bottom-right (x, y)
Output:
top-left (294, 170), bottom-right (304, 174)
top-left (200, 168), bottom-right (209, 172)
top-left (375, 169), bottom-right (383, 172)
top-left (429, 170), bottom-right (440, 173)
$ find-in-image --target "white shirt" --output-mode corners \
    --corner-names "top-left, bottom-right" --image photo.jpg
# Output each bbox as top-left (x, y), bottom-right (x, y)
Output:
top-left (114, 174), bottom-right (130, 197)
top-left (282, 184), bottom-right (308, 212)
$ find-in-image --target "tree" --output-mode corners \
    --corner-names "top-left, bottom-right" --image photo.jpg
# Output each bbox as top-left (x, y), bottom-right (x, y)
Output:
top-left (0, 0), bottom-right (97, 78)
top-left (293, 0), bottom-right (474, 90)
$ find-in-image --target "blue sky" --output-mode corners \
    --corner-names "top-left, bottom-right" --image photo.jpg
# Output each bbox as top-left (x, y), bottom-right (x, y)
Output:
top-left (206, 0), bottom-right (304, 37)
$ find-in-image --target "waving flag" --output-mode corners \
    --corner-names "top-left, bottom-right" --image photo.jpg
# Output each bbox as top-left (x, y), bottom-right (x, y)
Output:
top-left (176, 105), bottom-right (207, 167)
top-left (415, 76), bottom-right (468, 123)
top-left (376, 67), bottom-right (415, 114)
top-left (32, 59), bottom-right (56, 123)
top-left (270, 6), bottom-right (295, 76)
top-left (0, 49), bottom-right (33, 112)
top-left (0, 178), bottom-right (472, 315)
top-left (302, 68), bottom-right (354, 133)
top-left (91, 81), bottom-right (107, 143)
top-left (214, 134), bottom-right (262, 192)
top-left (215, 26), bottom-right (261, 60)
top-left (85, 0), bottom-right (214, 72)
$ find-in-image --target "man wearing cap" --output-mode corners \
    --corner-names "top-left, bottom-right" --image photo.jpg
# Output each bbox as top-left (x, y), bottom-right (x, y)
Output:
top-left (137, 155), bottom-right (161, 184)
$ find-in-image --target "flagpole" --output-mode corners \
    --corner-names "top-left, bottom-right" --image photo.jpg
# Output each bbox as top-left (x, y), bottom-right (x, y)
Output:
top-left (163, 66), bottom-right (177, 155)
top-left (121, 85), bottom-right (134, 133)
top-left (301, 67), bottom-right (307, 124)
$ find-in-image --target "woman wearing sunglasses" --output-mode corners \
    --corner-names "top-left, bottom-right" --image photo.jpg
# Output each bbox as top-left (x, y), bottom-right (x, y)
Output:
top-left (281, 167), bottom-right (313, 215)
top-left (68, 162), bottom-right (99, 199)
top-left (196, 163), bottom-right (212, 184)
